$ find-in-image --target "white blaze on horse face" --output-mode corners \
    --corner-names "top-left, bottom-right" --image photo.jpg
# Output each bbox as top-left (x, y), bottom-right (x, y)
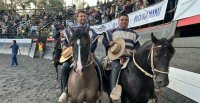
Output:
top-left (76, 39), bottom-right (83, 72)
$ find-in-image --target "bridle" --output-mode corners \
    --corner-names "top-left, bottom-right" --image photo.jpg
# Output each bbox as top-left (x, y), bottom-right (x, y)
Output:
top-left (85, 55), bottom-right (94, 67)
top-left (133, 44), bottom-right (169, 78)
top-left (72, 52), bottom-right (94, 72)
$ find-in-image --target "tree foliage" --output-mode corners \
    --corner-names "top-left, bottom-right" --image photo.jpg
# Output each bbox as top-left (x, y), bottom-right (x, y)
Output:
top-left (0, 0), bottom-right (64, 10)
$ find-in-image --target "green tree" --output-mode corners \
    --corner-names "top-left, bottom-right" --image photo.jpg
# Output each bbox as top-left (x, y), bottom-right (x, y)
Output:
top-left (0, 1), bottom-right (8, 10)
top-left (47, 0), bottom-right (63, 8)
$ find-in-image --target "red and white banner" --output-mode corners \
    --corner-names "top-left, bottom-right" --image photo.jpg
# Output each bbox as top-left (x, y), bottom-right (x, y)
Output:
top-left (173, 0), bottom-right (200, 20)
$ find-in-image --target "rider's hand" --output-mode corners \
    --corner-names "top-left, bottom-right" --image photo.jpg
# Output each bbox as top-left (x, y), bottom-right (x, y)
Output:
top-left (109, 41), bottom-right (114, 47)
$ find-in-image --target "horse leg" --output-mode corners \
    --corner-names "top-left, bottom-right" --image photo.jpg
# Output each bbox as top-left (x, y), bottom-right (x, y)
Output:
top-left (121, 95), bottom-right (132, 103)
top-left (55, 64), bottom-right (58, 80)
top-left (60, 78), bottom-right (63, 93)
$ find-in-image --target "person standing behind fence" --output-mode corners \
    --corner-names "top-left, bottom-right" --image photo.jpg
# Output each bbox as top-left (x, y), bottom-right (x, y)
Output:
top-left (38, 41), bottom-right (44, 58)
top-left (9, 40), bottom-right (20, 66)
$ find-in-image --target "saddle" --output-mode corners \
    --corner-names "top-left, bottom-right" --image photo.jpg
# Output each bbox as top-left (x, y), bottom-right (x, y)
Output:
top-left (102, 56), bottom-right (130, 70)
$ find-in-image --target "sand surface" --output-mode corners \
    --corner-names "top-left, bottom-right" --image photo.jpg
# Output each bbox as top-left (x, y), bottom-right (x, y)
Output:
top-left (0, 54), bottom-right (60, 103)
top-left (0, 54), bottom-right (173, 103)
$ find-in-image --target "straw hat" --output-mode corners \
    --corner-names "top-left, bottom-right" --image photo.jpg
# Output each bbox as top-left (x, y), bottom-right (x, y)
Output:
top-left (59, 46), bottom-right (73, 63)
top-left (108, 38), bottom-right (125, 60)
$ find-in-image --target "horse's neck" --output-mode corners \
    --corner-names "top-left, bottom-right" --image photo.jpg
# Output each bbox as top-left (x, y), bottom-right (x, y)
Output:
top-left (134, 48), bottom-right (152, 74)
top-left (86, 53), bottom-right (93, 64)
top-left (84, 53), bottom-right (95, 71)
top-left (79, 54), bottom-right (95, 77)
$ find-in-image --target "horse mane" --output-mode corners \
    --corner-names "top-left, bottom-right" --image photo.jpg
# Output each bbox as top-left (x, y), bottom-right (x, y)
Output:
top-left (136, 40), bottom-right (152, 53)
top-left (156, 38), bottom-right (175, 54)
top-left (137, 38), bottom-right (175, 54)
top-left (69, 28), bottom-right (82, 43)
top-left (69, 28), bottom-right (90, 44)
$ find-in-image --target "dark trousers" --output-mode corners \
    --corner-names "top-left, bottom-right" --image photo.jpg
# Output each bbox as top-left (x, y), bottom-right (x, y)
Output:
top-left (61, 60), bottom-right (71, 93)
top-left (11, 53), bottom-right (18, 66)
top-left (110, 60), bottom-right (121, 93)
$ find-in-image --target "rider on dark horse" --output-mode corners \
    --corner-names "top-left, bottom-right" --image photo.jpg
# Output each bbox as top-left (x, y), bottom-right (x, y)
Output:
top-left (59, 10), bottom-right (103, 99)
top-left (52, 22), bottom-right (62, 63)
top-left (102, 13), bottom-right (141, 101)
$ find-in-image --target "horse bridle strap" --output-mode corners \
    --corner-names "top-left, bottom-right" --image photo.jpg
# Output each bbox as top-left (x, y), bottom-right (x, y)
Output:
top-left (151, 44), bottom-right (169, 75)
top-left (71, 56), bottom-right (94, 70)
top-left (133, 44), bottom-right (169, 78)
top-left (133, 54), bottom-right (154, 78)
top-left (85, 56), bottom-right (94, 67)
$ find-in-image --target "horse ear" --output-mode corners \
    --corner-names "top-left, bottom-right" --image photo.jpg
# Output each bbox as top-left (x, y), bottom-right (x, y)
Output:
top-left (168, 35), bottom-right (174, 44)
top-left (151, 32), bottom-right (158, 43)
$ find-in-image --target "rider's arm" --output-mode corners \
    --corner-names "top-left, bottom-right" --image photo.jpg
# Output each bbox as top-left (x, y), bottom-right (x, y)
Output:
top-left (134, 42), bottom-right (141, 50)
top-left (90, 29), bottom-right (98, 53)
top-left (102, 33), bottom-right (109, 52)
top-left (133, 31), bottom-right (141, 50)
top-left (9, 44), bottom-right (13, 48)
top-left (102, 29), bottom-right (113, 52)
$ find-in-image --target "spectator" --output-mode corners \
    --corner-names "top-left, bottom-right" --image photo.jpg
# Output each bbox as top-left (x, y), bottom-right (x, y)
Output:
top-left (124, 1), bottom-right (134, 14)
top-left (95, 9), bottom-right (102, 24)
top-left (110, 4), bottom-right (116, 20)
top-left (9, 40), bottom-right (20, 66)
top-left (38, 41), bottom-right (44, 58)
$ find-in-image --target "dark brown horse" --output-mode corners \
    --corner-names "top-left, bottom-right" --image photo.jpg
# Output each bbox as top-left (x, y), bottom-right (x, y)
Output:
top-left (59, 28), bottom-right (100, 103)
top-left (103, 33), bottom-right (175, 103)
top-left (52, 40), bottom-right (62, 80)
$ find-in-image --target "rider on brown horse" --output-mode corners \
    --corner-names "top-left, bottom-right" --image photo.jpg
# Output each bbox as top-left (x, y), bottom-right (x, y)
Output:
top-left (102, 13), bottom-right (141, 101)
top-left (59, 10), bottom-right (103, 101)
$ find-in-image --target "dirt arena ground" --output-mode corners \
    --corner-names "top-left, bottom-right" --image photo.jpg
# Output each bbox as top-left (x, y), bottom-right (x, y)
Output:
top-left (0, 54), bottom-right (187, 103)
top-left (0, 54), bottom-right (112, 103)
top-left (0, 54), bottom-right (61, 103)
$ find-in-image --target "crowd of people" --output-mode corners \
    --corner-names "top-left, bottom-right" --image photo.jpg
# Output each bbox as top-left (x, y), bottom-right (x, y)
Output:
top-left (0, 7), bottom-right (73, 38)
top-left (85, 0), bottom-right (163, 25)
top-left (0, 10), bottom-right (23, 36)
top-left (0, 0), bottom-right (176, 39)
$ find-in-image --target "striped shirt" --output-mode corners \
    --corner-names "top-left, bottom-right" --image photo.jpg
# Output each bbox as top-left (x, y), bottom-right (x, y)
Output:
top-left (103, 27), bottom-right (141, 56)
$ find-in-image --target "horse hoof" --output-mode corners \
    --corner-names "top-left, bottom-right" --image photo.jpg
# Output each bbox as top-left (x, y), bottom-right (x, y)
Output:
top-left (58, 92), bottom-right (68, 103)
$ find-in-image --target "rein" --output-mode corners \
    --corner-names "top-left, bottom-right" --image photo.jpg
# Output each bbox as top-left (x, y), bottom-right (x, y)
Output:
top-left (133, 44), bottom-right (169, 78)
top-left (72, 54), bottom-right (94, 71)
top-left (85, 55), bottom-right (94, 67)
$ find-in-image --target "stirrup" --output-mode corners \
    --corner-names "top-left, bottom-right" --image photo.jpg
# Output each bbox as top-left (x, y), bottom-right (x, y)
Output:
top-left (110, 84), bottom-right (122, 101)
top-left (58, 92), bottom-right (68, 103)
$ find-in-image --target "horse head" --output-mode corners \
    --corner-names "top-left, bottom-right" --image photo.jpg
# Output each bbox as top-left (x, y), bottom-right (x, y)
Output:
top-left (69, 27), bottom-right (91, 73)
top-left (150, 33), bottom-right (175, 87)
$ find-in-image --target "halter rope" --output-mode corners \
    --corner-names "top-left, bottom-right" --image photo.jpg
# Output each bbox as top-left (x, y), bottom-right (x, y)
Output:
top-left (133, 44), bottom-right (169, 78)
